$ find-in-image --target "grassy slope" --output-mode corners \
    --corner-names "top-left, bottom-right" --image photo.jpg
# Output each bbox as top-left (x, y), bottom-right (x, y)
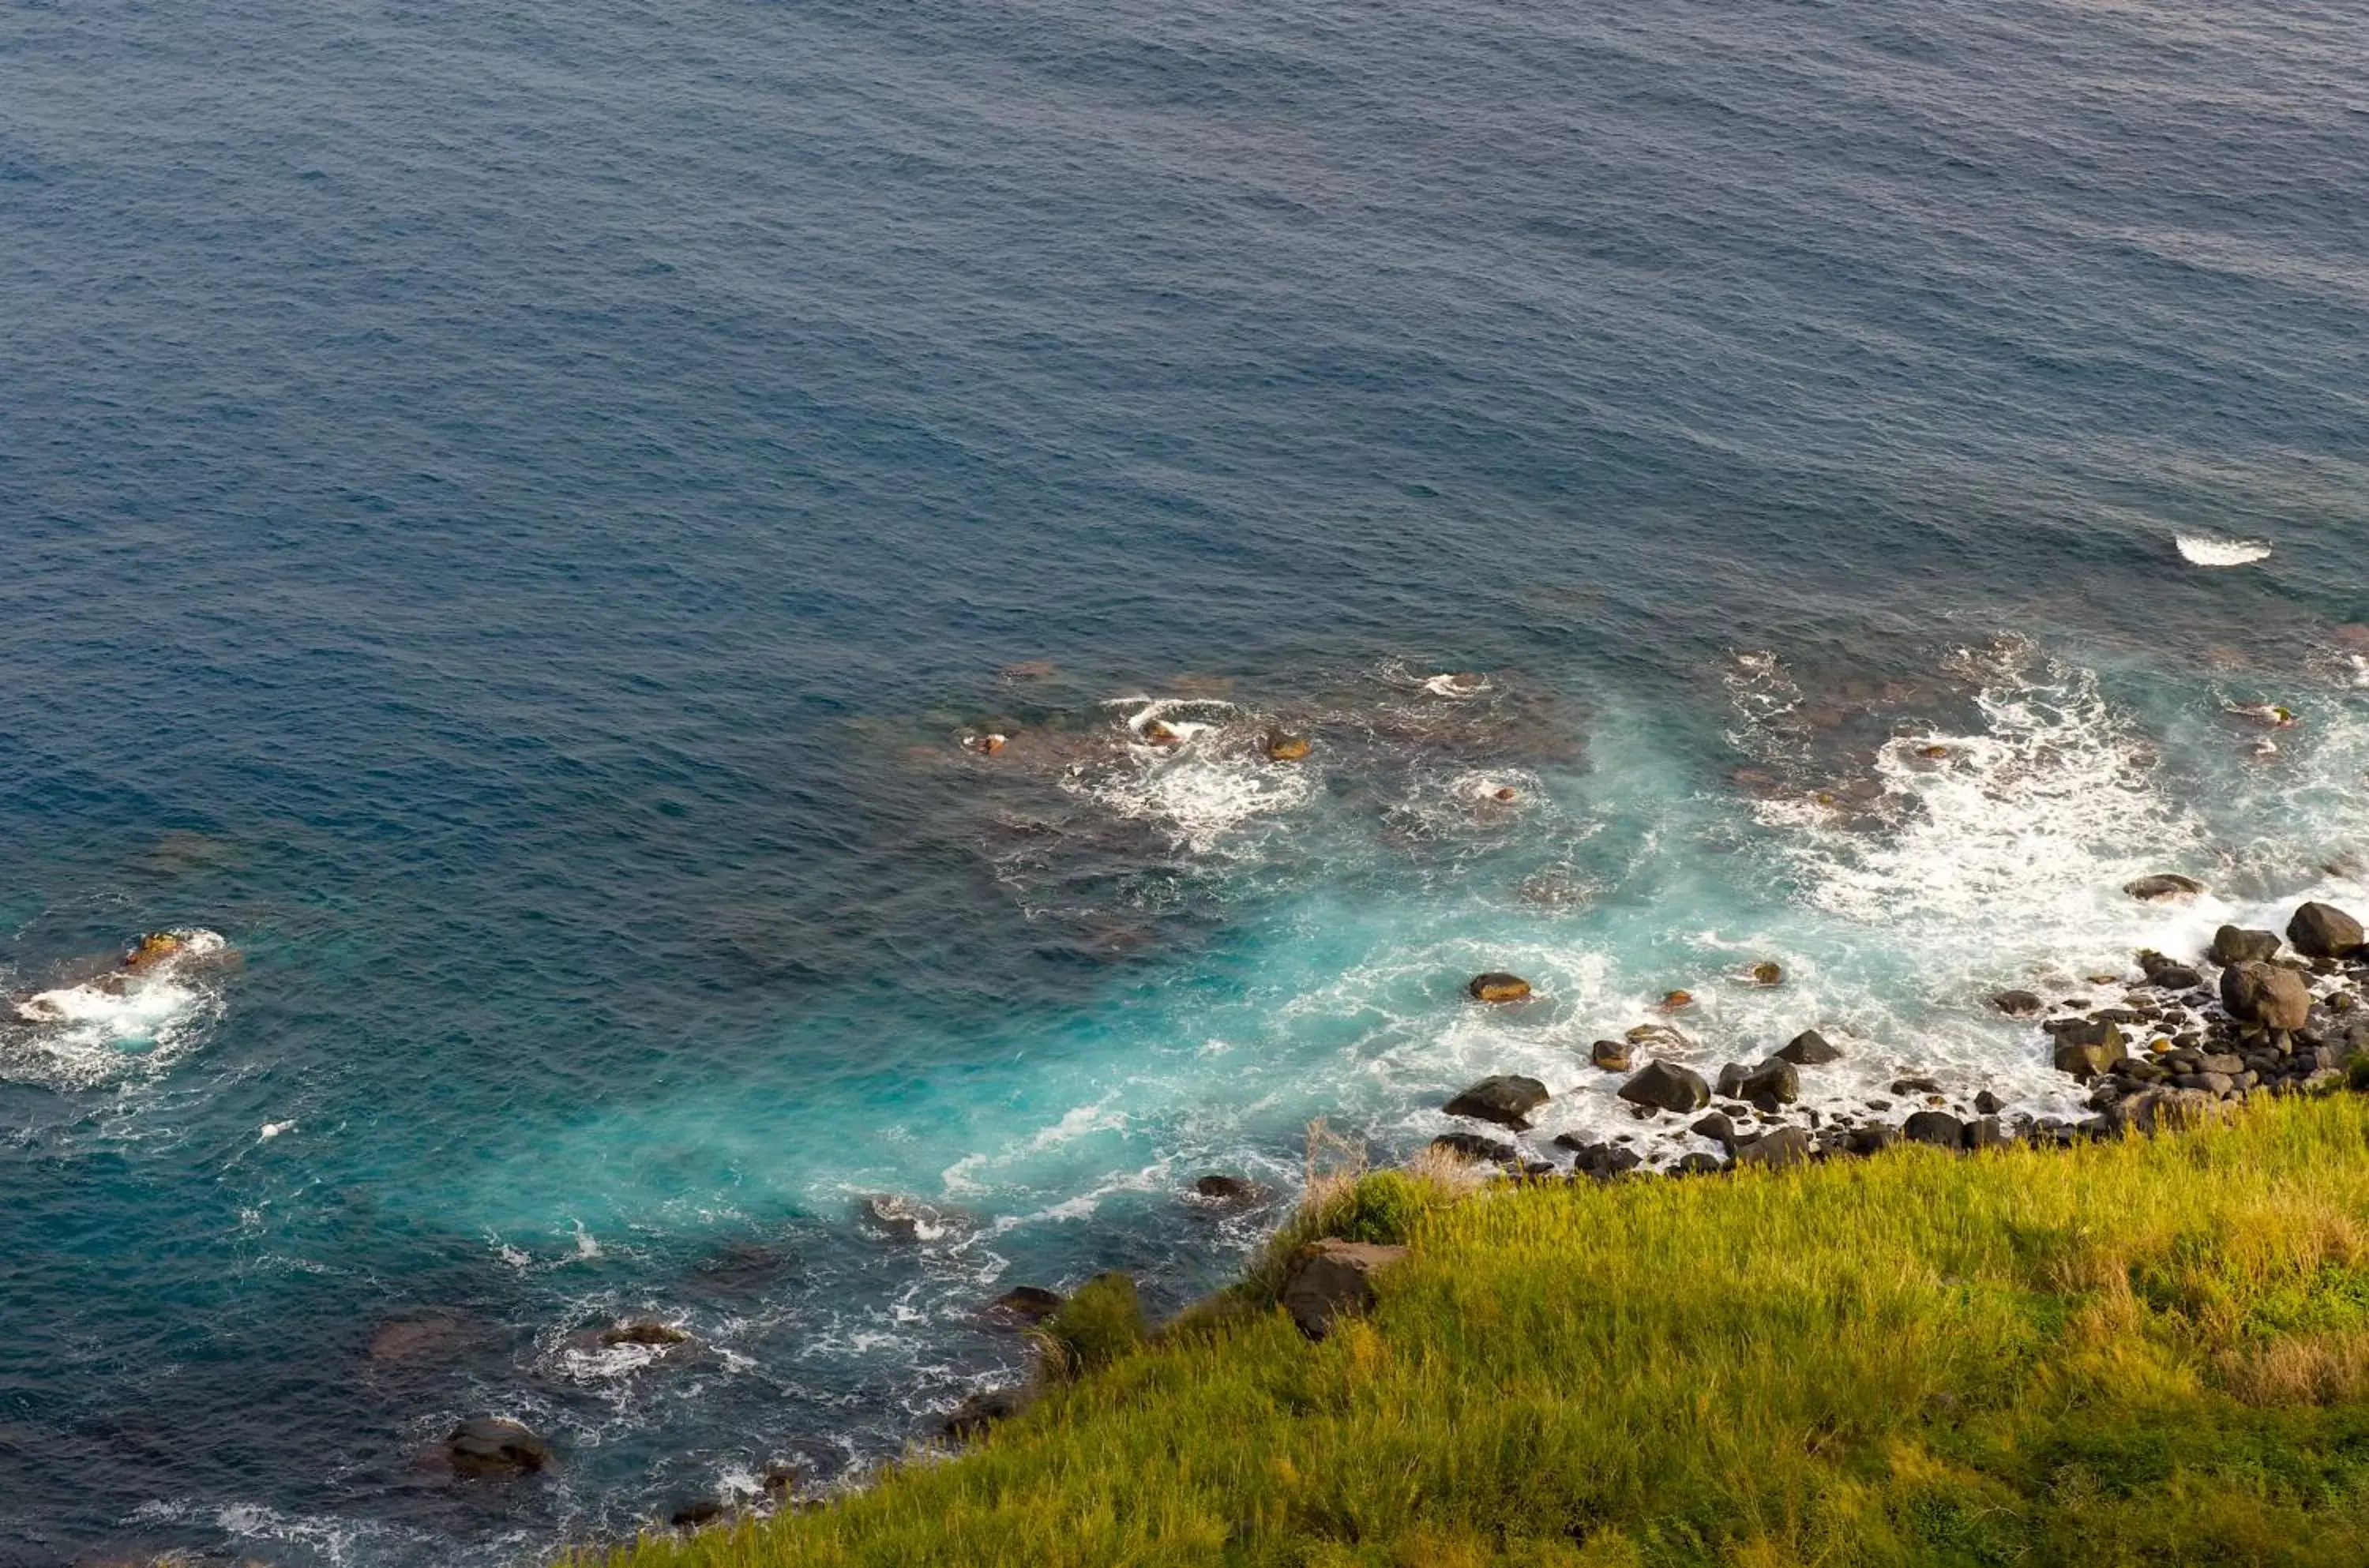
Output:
top-left (585, 1097), bottom-right (2369, 1568)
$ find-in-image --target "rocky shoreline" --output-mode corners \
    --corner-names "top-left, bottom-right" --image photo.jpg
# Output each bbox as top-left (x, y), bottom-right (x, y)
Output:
top-left (1432, 891), bottom-right (2369, 1180)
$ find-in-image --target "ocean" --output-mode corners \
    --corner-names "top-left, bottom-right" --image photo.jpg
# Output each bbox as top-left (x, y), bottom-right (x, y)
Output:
top-left (3, 0), bottom-right (2366, 1559)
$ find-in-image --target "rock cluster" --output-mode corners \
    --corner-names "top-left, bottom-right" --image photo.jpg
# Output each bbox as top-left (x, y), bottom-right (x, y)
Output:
top-left (1423, 900), bottom-right (2369, 1186)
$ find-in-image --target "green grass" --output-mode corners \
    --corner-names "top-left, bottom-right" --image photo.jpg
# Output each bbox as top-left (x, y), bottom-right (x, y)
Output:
top-left (578, 1096), bottom-right (2369, 1568)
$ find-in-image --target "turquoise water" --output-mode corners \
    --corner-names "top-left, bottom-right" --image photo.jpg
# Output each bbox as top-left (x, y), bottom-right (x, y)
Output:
top-left (4, 0), bottom-right (2367, 1559)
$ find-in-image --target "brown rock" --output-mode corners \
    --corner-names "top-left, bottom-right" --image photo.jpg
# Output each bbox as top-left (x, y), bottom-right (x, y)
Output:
top-left (1466, 973), bottom-right (1533, 1003)
top-left (1264, 731), bottom-right (1312, 762)
top-left (1281, 1240), bottom-right (1409, 1340)
top-left (1589, 1039), bottom-right (1632, 1072)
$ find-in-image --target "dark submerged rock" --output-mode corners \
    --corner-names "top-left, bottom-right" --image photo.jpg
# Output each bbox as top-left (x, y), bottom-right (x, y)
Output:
top-left (1192, 1173), bottom-right (1258, 1204)
top-left (1992, 990), bottom-right (2044, 1018)
top-left (1441, 1074), bottom-right (1550, 1129)
top-left (600, 1320), bottom-right (691, 1348)
top-left (1617, 1060), bottom-right (1710, 1114)
top-left (1776, 1030), bottom-right (1842, 1066)
top-left (447, 1418), bottom-right (551, 1479)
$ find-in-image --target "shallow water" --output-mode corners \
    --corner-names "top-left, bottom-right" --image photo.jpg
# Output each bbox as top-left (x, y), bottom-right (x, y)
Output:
top-left (4, 0), bottom-right (2367, 1559)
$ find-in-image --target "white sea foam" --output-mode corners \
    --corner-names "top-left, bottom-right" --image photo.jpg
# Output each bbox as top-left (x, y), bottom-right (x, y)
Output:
top-left (1, 928), bottom-right (230, 1090)
top-left (2176, 532), bottom-right (2272, 566)
top-left (1062, 697), bottom-right (1314, 853)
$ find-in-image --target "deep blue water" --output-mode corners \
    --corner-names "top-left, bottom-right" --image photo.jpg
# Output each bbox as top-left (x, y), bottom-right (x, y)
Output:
top-left (5, 0), bottom-right (2368, 1559)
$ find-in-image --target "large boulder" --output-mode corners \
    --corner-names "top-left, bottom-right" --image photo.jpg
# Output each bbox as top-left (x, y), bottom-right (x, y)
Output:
top-left (1775, 1030), bottom-right (1842, 1066)
top-left (1281, 1240), bottom-right (1408, 1340)
top-left (1441, 1075), bottom-right (1549, 1129)
top-left (2210, 926), bottom-right (2281, 967)
top-left (1714, 1058), bottom-right (1799, 1106)
top-left (2221, 962), bottom-right (2311, 1032)
top-left (1466, 973), bottom-right (1533, 1003)
top-left (1616, 1060), bottom-right (1710, 1114)
top-left (2288, 902), bottom-right (2366, 960)
top-left (2051, 1019), bottom-right (2125, 1079)
top-left (2107, 1087), bottom-right (2224, 1137)
top-left (1731, 1126), bottom-right (1814, 1170)
top-left (1902, 1112), bottom-right (1965, 1150)
top-left (447, 1418), bottom-right (551, 1478)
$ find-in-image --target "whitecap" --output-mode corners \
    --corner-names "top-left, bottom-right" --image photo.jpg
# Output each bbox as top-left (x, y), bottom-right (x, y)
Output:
top-left (2176, 532), bottom-right (2272, 566)
top-left (2, 928), bottom-right (231, 1090)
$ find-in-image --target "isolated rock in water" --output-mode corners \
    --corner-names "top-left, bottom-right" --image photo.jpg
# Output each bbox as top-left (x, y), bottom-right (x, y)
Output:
top-left (1748, 961), bottom-right (1784, 986)
top-left (1264, 730), bottom-right (1312, 762)
top-left (1192, 1174), bottom-right (1257, 1204)
top-left (1902, 1112), bottom-right (1966, 1150)
top-left (2288, 902), bottom-right (2366, 960)
top-left (1589, 1039), bottom-right (1631, 1072)
top-left (985, 1286), bottom-right (1064, 1326)
top-left (1776, 1030), bottom-right (1842, 1066)
top-left (1282, 1240), bottom-right (1408, 1340)
top-left (2221, 962), bottom-right (2311, 1032)
top-left (1617, 1060), bottom-right (1710, 1114)
top-left (861, 1194), bottom-right (954, 1243)
top-left (600, 1320), bottom-right (690, 1348)
top-left (447, 1418), bottom-right (551, 1478)
top-left (1992, 990), bottom-right (2044, 1018)
top-left (1732, 1126), bottom-right (1814, 1170)
top-left (1624, 1022), bottom-right (1691, 1051)
top-left (1660, 989), bottom-right (1695, 1011)
top-left (1430, 1131), bottom-right (1518, 1165)
top-left (1443, 1075), bottom-right (1549, 1129)
top-left (2210, 926), bottom-right (2282, 967)
top-left (368, 1314), bottom-right (468, 1364)
top-left (941, 1387), bottom-right (1032, 1442)
top-left (2126, 874), bottom-right (2204, 903)
top-left (1467, 972), bottom-right (1533, 1003)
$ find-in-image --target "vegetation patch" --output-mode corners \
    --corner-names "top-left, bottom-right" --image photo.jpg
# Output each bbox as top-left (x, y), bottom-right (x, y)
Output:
top-left (575, 1096), bottom-right (2369, 1568)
